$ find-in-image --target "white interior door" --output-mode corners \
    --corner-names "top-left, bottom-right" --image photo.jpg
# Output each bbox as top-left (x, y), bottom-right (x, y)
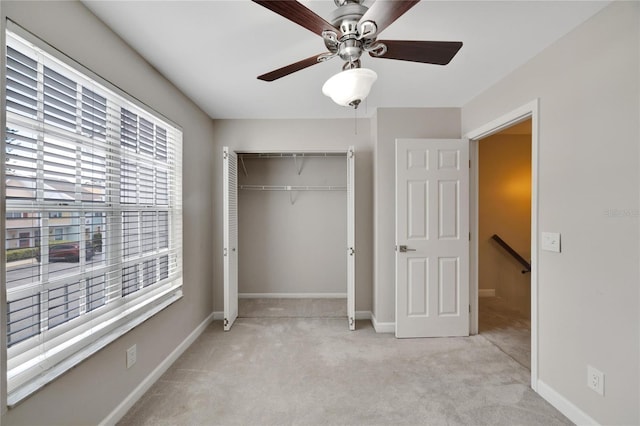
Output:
top-left (347, 146), bottom-right (355, 330)
top-left (395, 139), bottom-right (469, 338)
top-left (223, 147), bottom-right (238, 331)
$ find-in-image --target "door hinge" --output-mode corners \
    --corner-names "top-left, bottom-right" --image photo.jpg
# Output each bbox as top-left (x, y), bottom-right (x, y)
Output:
top-left (469, 232), bottom-right (471, 241)
top-left (469, 159), bottom-right (471, 168)
top-left (469, 305), bottom-right (471, 313)
top-left (223, 151), bottom-right (228, 160)
top-left (223, 248), bottom-right (228, 257)
top-left (349, 317), bottom-right (354, 327)
top-left (224, 318), bottom-right (229, 327)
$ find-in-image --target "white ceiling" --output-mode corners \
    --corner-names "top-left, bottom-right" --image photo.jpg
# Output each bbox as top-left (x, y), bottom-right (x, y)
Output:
top-left (82, 0), bottom-right (609, 120)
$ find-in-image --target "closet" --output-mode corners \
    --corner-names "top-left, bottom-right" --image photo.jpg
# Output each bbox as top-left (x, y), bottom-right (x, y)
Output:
top-left (223, 147), bottom-right (355, 331)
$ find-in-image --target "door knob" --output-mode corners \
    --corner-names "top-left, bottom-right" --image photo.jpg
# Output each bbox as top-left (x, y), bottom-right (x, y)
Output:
top-left (398, 245), bottom-right (416, 253)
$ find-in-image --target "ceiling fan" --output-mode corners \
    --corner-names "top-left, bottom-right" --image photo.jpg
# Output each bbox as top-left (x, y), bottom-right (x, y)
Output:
top-left (253, 0), bottom-right (463, 108)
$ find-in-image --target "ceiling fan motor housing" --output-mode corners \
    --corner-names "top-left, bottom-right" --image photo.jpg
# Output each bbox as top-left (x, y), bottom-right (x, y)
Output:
top-left (328, 2), bottom-right (370, 65)
top-left (329, 3), bottom-right (366, 34)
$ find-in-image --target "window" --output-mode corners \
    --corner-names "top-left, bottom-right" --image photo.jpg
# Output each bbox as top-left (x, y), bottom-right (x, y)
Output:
top-left (18, 232), bottom-right (30, 248)
top-left (3, 24), bottom-right (183, 406)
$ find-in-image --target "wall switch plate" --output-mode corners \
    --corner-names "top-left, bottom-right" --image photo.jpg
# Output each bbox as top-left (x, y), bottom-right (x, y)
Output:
top-left (587, 365), bottom-right (604, 396)
top-left (126, 344), bottom-right (137, 369)
top-left (541, 232), bottom-right (561, 252)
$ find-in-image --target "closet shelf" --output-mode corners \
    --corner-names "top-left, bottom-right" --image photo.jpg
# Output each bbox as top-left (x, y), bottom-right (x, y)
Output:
top-left (239, 153), bottom-right (345, 159)
top-left (239, 185), bottom-right (346, 191)
top-left (238, 152), bottom-right (345, 177)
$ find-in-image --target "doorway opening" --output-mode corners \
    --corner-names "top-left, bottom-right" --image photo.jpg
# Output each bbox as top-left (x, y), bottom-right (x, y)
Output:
top-left (222, 148), bottom-right (356, 331)
top-left (477, 119), bottom-right (532, 370)
top-left (467, 99), bottom-right (539, 390)
top-left (236, 152), bottom-right (352, 324)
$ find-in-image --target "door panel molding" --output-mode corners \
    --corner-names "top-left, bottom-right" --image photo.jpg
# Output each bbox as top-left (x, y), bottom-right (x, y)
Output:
top-left (395, 138), bottom-right (469, 338)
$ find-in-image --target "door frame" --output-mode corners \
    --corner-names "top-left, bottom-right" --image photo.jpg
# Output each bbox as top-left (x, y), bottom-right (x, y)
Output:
top-left (465, 99), bottom-right (539, 391)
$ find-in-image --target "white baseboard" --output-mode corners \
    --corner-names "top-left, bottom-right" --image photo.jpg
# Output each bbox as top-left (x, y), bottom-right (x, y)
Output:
top-left (371, 312), bottom-right (395, 333)
top-left (100, 312), bottom-right (215, 426)
top-left (239, 293), bottom-right (347, 299)
top-left (537, 380), bottom-right (599, 426)
top-left (478, 289), bottom-right (496, 298)
top-left (215, 310), bottom-right (371, 322)
top-left (355, 310), bottom-right (371, 320)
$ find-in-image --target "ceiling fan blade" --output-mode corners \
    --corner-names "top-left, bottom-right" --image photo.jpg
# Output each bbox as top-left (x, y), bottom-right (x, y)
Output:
top-left (252, 0), bottom-right (342, 38)
top-left (371, 40), bottom-right (463, 65)
top-left (258, 54), bottom-right (326, 82)
top-left (358, 0), bottom-right (420, 36)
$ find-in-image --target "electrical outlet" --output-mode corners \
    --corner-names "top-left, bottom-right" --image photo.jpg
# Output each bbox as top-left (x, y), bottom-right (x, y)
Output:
top-left (587, 365), bottom-right (604, 396)
top-left (126, 344), bottom-right (137, 369)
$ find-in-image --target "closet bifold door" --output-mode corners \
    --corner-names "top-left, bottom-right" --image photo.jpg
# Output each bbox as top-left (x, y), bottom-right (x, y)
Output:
top-left (347, 146), bottom-right (356, 330)
top-left (223, 147), bottom-right (239, 330)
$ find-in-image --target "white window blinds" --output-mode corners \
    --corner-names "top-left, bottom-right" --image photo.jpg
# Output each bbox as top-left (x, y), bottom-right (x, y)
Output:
top-left (3, 25), bottom-right (183, 405)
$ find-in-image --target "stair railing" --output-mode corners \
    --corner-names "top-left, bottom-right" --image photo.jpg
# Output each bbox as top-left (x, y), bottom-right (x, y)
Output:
top-left (491, 234), bottom-right (531, 274)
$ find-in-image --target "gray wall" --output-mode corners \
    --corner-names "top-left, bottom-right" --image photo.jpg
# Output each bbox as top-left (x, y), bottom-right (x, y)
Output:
top-left (211, 119), bottom-right (374, 312)
top-left (462, 2), bottom-right (639, 424)
top-left (372, 108), bottom-right (461, 324)
top-left (1, 1), bottom-right (215, 424)
top-left (238, 156), bottom-right (347, 294)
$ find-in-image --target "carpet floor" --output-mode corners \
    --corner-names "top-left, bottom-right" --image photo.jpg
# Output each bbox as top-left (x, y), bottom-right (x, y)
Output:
top-left (238, 298), bottom-right (347, 319)
top-left (119, 300), bottom-right (568, 426)
top-left (479, 296), bottom-right (531, 370)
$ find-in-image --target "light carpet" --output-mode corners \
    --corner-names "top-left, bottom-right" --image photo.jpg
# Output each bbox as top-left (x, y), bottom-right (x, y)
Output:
top-left (479, 296), bottom-right (531, 370)
top-left (119, 315), bottom-right (568, 425)
top-left (238, 298), bottom-right (347, 318)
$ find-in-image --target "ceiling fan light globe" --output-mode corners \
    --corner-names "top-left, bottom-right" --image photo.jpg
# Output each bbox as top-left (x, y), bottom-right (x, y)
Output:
top-left (322, 68), bottom-right (377, 107)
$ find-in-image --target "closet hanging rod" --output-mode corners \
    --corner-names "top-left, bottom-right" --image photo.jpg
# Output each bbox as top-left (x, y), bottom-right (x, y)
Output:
top-left (238, 153), bottom-right (345, 159)
top-left (239, 185), bottom-right (346, 191)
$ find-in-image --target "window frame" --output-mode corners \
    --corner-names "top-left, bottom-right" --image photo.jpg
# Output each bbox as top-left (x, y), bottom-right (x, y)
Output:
top-left (2, 20), bottom-right (183, 407)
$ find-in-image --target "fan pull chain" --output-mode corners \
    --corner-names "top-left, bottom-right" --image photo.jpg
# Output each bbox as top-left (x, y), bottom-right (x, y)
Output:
top-left (354, 105), bottom-right (358, 135)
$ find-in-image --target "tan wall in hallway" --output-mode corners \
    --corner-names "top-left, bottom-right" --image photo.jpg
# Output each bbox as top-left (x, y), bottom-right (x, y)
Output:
top-left (479, 132), bottom-right (531, 318)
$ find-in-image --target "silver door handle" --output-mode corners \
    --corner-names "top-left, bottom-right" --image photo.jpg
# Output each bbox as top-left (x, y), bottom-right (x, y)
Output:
top-left (398, 245), bottom-right (416, 253)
